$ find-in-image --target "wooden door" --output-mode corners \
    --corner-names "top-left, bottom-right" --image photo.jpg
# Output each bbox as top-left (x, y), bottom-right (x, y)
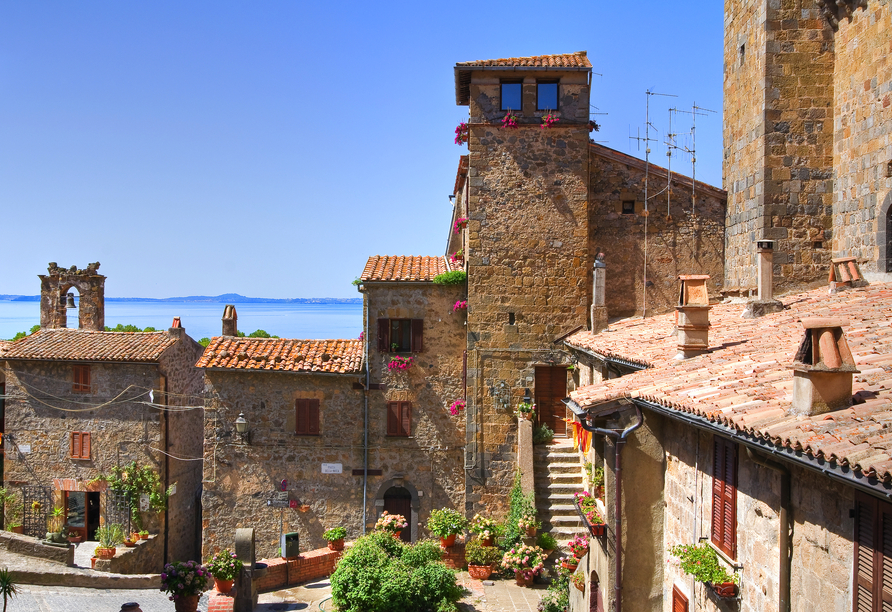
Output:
top-left (383, 487), bottom-right (412, 542)
top-left (65, 491), bottom-right (87, 540)
top-left (535, 366), bottom-right (568, 436)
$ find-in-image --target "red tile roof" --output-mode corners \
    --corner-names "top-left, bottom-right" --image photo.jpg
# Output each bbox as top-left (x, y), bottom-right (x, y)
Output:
top-left (196, 337), bottom-right (363, 374)
top-left (455, 52), bottom-right (591, 105)
top-left (3, 329), bottom-right (177, 362)
top-left (361, 256), bottom-right (449, 282)
top-left (566, 283), bottom-right (892, 482)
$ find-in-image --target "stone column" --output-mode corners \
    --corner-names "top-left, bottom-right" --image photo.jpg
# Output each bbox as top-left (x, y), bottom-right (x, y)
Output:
top-left (591, 254), bottom-right (608, 334)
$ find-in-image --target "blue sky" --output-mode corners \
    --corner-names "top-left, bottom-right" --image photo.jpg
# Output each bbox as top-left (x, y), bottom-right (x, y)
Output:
top-left (0, 1), bottom-right (724, 299)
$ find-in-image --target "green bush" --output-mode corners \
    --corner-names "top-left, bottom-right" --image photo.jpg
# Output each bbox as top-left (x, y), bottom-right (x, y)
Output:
top-left (536, 532), bottom-right (558, 551)
top-left (427, 507), bottom-right (467, 537)
top-left (331, 532), bottom-right (461, 612)
top-left (533, 424), bottom-right (554, 445)
top-left (502, 469), bottom-right (537, 549)
top-left (11, 325), bottom-right (40, 341)
top-left (323, 526), bottom-right (347, 541)
top-left (537, 569), bottom-right (570, 612)
top-left (465, 538), bottom-right (503, 566)
top-left (432, 271), bottom-right (467, 285)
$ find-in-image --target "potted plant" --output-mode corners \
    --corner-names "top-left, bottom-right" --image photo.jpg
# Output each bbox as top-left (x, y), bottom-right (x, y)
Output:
top-left (94, 523), bottom-right (124, 559)
top-left (206, 549), bottom-right (242, 594)
top-left (501, 543), bottom-right (546, 587)
top-left (515, 402), bottom-right (536, 421)
top-left (323, 527), bottom-right (347, 551)
top-left (669, 543), bottom-right (739, 598)
top-left (501, 111), bottom-right (519, 129)
top-left (574, 490), bottom-right (607, 536)
top-left (7, 525), bottom-right (22, 535)
top-left (465, 537), bottom-right (503, 580)
top-left (452, 300), bottom-right (468, 313)
top-left (537, 532), bottom-right (558, 556)
top-left (561, 556), bottom-right (579, 571)
top-left (387, 355), bottom-right (413, 371)
top-left (572, 572), bottom-right (585, 593)
top-left (517, 514), bottom-right (539, 538)
top-left (454, 122), bottom-right (468, 146)
top-left (469, 514), bottom-right (497, 546)
top-left (123, 535), bottom-right (137, 547)
top-left (46, 506), bottom-right (65, 540)
top-left (427, 507), bottom-right (467, 548)
top-left (568, 534), bottom-right (589, 559)
top-left (138, 530), bottom-right (149, 540)
top-left (450, 250), bottom-right (464, 265)
top-left (448, 399), bottom-right (466, 416)
top-left (374, 511), bottom-right (407, 538)
top-left (541, 111), bottom-right (560, 129)
top-left (453, 217), bottom-right (469, 233)
top-left (160, 559), bottom-right (209, 612)
top-left (66, 530), bottom-right (83, 544)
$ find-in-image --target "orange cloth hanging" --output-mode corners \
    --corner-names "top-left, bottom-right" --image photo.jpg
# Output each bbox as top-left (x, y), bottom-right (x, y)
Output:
top-left (565, 418), bottom-right (580, 450)
top-left (580, 428), bottom-right (591, 454)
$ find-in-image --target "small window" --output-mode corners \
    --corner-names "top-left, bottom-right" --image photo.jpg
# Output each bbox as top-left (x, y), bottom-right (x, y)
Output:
top-left (295, 399), bottom-right (320, 436)
top-left (622, 201), bottom-right (635, 215)
top-left (739, 44), bottom-right (745, 67)
top-left (711, 436), bottom-right (738, 559)
top-left (854, 491), bottom-right (892, 610)
top-left (70, 432), bottom-right (91, 459)
top-left (501, 81), bottom-right (522, 111)
top-left (72, 365), bottom-right (90, 393)
top-left (377, 319), bottom-right (423, 353)
top-left (508, 312), bottom-right (516, 325)
top-left (386, 401), bottom-right (411, 437)
top-left (537, 81), bottom-right (558, 111)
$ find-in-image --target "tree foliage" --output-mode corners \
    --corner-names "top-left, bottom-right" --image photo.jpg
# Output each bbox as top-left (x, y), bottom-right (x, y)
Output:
top-left (104, 324), bottom-right (157, 332)
top-left (95, 461), bottom-right (173, 531)
top-left (10, 325), bottom-right (40, 341)
top-left (432, 271), bottom-right (467, 285)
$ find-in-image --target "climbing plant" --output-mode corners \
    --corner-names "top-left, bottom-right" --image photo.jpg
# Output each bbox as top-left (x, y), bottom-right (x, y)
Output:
top-left (93, 462), bottom-right (173, 532)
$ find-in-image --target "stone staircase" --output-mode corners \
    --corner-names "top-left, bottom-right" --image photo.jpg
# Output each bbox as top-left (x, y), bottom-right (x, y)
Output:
top-left (534, 438), bottom-right (585, 549)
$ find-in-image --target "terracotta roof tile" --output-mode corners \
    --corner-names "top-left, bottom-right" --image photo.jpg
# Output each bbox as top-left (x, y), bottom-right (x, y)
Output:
top-left (3, 329), bottom-right (177, 362)
top-left (456, 51), bottom-right (592, 69)
top-left (197, 337), bottom-right (362, 374)
top-left (567, 283), bottom-right (892, 482)
top-left (360, 256), bottom-right (449, 282)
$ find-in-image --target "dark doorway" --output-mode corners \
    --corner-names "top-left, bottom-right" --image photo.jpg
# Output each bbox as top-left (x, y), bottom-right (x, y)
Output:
top-left (383, 486), bottom-right (412, 542)
top-left (536, 366), bottom-right (568, 436)
top-left (65, 491), bottom-right (101, 540)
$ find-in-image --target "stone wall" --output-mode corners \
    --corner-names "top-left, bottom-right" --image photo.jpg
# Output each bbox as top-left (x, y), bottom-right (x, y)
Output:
top-left (588, 147), bottom-right (726, 317)
top-left (832, 1), bottom-right (892, 272)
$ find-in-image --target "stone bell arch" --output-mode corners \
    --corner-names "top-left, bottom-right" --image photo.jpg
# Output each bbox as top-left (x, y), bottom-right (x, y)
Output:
top-left (39, 262), bottom-right (106, 331)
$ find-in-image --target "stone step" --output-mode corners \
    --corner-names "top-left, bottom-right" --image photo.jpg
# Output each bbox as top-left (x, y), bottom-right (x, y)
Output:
top-left (535, 450), bottom-right (580, 461)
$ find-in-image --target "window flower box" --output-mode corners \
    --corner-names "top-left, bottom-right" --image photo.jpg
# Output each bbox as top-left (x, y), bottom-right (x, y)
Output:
top-left (387, 355), bottom-right (413, 371)
top-left (706, 581), bottom-right (739, 599)
top-left (573, 491), bottom-right (607, 537)
top-left (501, 112), bottom-right (519, 129)
top-left (453, 218), bottom-right (468, 233)
top-left (540, 112), bottom-right (560, 129)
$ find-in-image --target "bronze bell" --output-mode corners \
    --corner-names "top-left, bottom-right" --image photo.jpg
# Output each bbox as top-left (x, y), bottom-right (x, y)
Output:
top-left (65, 293), bottom-right (76, 309)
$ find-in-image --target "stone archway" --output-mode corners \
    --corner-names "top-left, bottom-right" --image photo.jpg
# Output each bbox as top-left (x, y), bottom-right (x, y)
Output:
top-left (38, 263), bottom-right (106, 330)
top-left (878, 192), bottom-right (892, 273)
top-left (374, 478), bottom-right (420, 542)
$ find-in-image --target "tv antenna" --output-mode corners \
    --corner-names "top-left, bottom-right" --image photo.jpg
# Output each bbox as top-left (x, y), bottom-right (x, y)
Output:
top-left (673, 102), bottom-right (716, 216)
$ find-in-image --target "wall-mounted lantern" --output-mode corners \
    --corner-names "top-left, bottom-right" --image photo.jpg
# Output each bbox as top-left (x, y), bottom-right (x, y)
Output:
top-left (235, 412), bottom-right (250, 444)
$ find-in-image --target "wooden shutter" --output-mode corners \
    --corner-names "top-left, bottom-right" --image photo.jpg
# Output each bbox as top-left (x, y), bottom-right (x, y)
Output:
top-left (711, 437), bottom-right (737, 558)
top-left (377, 319), bottom-right (390, 352)
top-left (70, 432), bottom-right (81, 458)
top-left (73, 365), bottom-right (90, 392)
top-left (387, 402), bottom-right (400, 435)
top-left (296, 399), bottom-right (308, 434)
top-left (411, 319), bottom-right (424, 353)
top-left (400, 402), bottom-right (412, 436)
top-left (671, 586), bottom-right (688, 612)
top-left (854, 491), bottom-right (892, 612)
top-left (81, 432), bottom-right (90, 459)
top-left (308, 399), bottom-right (320, 435)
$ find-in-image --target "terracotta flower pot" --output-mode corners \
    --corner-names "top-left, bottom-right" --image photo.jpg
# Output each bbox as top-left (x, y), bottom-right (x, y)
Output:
top-left (562, 559), bottom-right (578, 571)
top-left (10, 526), bottom-right (23, 534)
top-left (467, 564), bottom-right (493, 580)
top-left (328, 538), bottom-right (345, 551)
top-left (574, 579), bottom-right (585, 592)
top-left (481, 536), bottom-right (494, 547)
top-left (710, 582), bottom-right (738, 598)
top-left (174, 594), bottom-right (200, 612)
top-left (95, 547), bottom-right (116, 559)
top-left (515, 573), bottom-right (534, 587)
top-left (589, 523), bottom-right (606, 537)
top-left (68, 535), bottom-right (82, 544)
top-left (440, 534), bottom-right (456, 548)
top-left (392, 531), bottom-right (402, 539)
top-left (525, 526), bottom-right (537, 537)
top-left (214, 577), bottom-right (234, 594)
top-left (139, 533), bottom-right (149, 540)
top-left (124, 540), bottom-right (137, 548)
top-left (90, 556), bottom-right (97, 569)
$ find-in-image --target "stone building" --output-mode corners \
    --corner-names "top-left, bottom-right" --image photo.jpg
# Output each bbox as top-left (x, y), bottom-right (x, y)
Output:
top-left (562, 278), bottom-right (892, 611)
top-left (450, 52), bottom-right (728, 515)
top-left (199, 260), bottom-right (465, 559)
top-left (722, 0), bottom-right (892, 293)
top-left (1, 264), bottom-right (204, 569)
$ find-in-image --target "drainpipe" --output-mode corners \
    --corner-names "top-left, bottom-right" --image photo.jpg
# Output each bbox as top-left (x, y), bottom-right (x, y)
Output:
top-left (577, 405), bottom-right (644, 612)
top-left (361, 292), bottom-right (370, 536)
top-left (745, 447), bottom-right (791, 612)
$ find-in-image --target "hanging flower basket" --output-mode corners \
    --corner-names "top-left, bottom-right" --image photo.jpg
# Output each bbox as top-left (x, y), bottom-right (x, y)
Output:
top-left (541, 112), bottom-right (560, 129)
top-left (453, 218), bottom-right (468, 233)
top-left (501, 112), bottom-right (519, 129)
top-left (454, 122), bottom-right (469, 145)
top-left (449, 399), bottom-right (466, 416)
top-left (574, 491), bottom-right (607, 537)
top-left (387, 355), bottom-right (413, 371)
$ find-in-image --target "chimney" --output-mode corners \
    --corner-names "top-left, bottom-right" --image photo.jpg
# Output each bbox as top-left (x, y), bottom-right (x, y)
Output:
top-left (742, 239), bottom-right (784, 318)
top-left (829, 257), bottom-right (867, 293)
top-left (222, 305), bottom-right (238, 337)
top-left (590, 253), bottom-right (608, 334)
top-left (790, 318), bottom-right (859, 416)
top-left (167, 316), bottom-right (185, 340)
top-left (675, 275), bottom-right (711, 359)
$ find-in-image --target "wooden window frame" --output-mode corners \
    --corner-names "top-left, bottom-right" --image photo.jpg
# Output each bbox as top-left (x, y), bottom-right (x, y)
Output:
top-left (295, 399), bottom-right (320, 436)
top-left (70, 431), bottom-right (91, 459)
top-left (386, 401), bottom-right (411, 437)
top-left (711, 436), bottom-right (738, 559)
top-left (377, 318), bottom-right (423, 353)
top-left (72, 364), bottom-right (91, 393)
top-left (853, 490), bottom-right (892, 611)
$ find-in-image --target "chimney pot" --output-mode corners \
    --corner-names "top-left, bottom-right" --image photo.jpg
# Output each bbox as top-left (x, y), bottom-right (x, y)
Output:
top-left (790, 318), bottom-right (859, 416)
top-left (676, 275), bottom-right (711, 359)
top-left (222, 304), bottom-right (238, 337)
top-left (829, 257), bottom-right (867, 292)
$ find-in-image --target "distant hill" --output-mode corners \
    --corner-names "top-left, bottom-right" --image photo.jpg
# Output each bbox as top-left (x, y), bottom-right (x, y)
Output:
top-left (0, 294), bottom-right (362, 304)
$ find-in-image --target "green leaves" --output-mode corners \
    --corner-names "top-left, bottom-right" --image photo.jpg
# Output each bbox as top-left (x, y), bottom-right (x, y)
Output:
top-left (100, 461), bottom-right (171, 532)
top-left (432, 271), bottom-right (467, 285)
top-left (669, 543), bottom-right (738, 585)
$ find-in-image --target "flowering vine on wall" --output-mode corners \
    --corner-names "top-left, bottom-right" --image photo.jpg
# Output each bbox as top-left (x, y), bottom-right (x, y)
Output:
top-left (449, 399), bottom-right (465, 416)
top-left (454, 122), bottom-right (468, 145)
top-left (453, 300), bottom-right (467, 312)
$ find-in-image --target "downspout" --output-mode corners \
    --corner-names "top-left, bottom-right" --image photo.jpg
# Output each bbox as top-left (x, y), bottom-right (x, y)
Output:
top-left (577, 405), bottom-right (644, 612)
top-left (745, 447), bottom-right (791, 612)
top-left (361, 291), bottom-right (370, 536)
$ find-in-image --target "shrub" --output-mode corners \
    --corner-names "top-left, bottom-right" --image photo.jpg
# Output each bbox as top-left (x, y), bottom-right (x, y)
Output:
top-left (432, 271), bottom-right (467, 285)
top-left (331, 532), bottom-right (461, 612)
top-left (206, 549), bottom-right (242, 581)
top-left (536, 532), bottom-right (558, 551)
top-left (160, 560), bottom-right (209, 602)
top-left (503, 469), bottom-right (537, 548)
top-left (323, 527), bottom-right (347, 542)
top-left (427, 507), bottom-right (467, 538)
top-left (469, 514), bottom-right (496, 539)
top-left (465, 538), bottom-right (503, 566)
top-left (533, 424), bottom-right (554, 445)
top-left (537, 568), bottom-right (569, 612)
top-left (669, 543), bottom-right (738, 584)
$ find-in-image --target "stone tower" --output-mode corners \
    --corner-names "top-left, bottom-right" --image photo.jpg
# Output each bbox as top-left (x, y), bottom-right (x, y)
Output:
top-left (453, 52), bottom-right (592, 512)
top-left (39, 262), bottom-right (106, 331)
top-left (723, 0), bottom-right (835, 294)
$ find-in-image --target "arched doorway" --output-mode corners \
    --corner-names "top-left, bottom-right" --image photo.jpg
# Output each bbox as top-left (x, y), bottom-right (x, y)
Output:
top-left (383, 486), bottom-right (412, 542)
top-left (878, 192), bottom-right (892, 273)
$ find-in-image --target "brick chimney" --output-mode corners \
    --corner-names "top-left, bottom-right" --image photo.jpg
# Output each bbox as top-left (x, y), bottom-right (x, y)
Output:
top-left (675, 275), bottom-right (711, 359)
top-left (743, 240), bottom-right (785, 318)
top-left (167, 316), bottom-right (185, 340)
top-left (222, 305), bottom-right (238, 337)
top-left (790, 318), bottom-right (859, 416)
top-left (591, 253), bottom-right (608, 333)
top-left (829, 257), bottom-right (867, 293)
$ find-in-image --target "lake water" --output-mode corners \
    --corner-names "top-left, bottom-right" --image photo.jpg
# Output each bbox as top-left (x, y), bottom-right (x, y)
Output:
top-left (0, 300), bottom-right (364, 341)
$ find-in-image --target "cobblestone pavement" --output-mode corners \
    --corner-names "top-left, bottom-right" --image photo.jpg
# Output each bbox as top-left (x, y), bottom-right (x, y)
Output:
top-left (6, 585), bottom-right (210, 612)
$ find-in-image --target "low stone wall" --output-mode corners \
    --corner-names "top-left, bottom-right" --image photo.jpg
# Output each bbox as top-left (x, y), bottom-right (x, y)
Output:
top-left (255, 546), bottom-right (342, 592)
top-left (207, 591), bottom-right (235, 612)
top-left (93, 534), bottom-right (161, 574)
top-left (0, 531), bottom-right (73, 565)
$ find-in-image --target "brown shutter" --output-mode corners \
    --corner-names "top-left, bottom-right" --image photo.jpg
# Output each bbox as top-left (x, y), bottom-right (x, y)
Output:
top-left (711, 437), bottom-right (737, 558)
top-left (377, 319), bottom-right (390, 352)
top-left (308, 399), bottom-right (320, 435)
top-left (400, 402), bottom-right (412, 436)
top-left (82, 432), bottom-right (91, 459)
top-left (70, 432), bottom-right (80, 458)
top-left (296, 399), bottom-right (308, 434)
top-left (880, 499), bottom-right (892, 611)
top-left (855, 491), bottom-right (879, 611)
top-left (671, 586), bottom-right (688, 612)
top-left (711, 438), bottom-right (725, 550)
top-left (387, 402), bottom-right (400, 435)
top-left (411, 319), bottom-right (424, 353)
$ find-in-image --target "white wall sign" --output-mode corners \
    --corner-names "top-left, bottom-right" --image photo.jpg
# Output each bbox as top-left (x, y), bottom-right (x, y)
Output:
top-left (321, 463), bottom-right (342, 474)
top-left (18, 444), bottom-right (30, 454)
top-left (140, 494), bottom-right (150, 512)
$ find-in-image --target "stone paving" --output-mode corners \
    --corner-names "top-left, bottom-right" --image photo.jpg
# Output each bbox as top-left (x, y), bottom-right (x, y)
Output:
top-left (5, 585), bottom-right (210, 612)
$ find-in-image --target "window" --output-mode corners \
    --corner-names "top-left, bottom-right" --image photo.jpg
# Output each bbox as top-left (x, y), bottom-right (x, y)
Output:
top-left (508, 312), bottom-right (516, 325)
top-left (711, 436), bottom-right (737, 558)
top-left (386, 402), bottom-right (411, 437)
top-left (739, 43), bottom-right (745, 67)
top-left (537, 81), bottom-right (558, 111)
top-left (72, 365), bottom-right (90, 393)
top-left (377, 319), bottom-right (423, 353)
top-left (671, 585), bottom-right (689, 612)
top-left (622, 201), bottom-right (635, 215)
top-left (501, 81), bottom-right (522, 111)
top-left (70, 432), bottom-right (91, 459)
top-left (295, 399), bottom-right (320, 435)
top-left (853, 491), bottom-right (892, 611)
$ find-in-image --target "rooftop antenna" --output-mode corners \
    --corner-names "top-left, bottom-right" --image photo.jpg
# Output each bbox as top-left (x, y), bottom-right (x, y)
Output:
top-left (673, 102), bottom-right (716, 217)
top-left (629, 89), bottom-right (676, 318)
